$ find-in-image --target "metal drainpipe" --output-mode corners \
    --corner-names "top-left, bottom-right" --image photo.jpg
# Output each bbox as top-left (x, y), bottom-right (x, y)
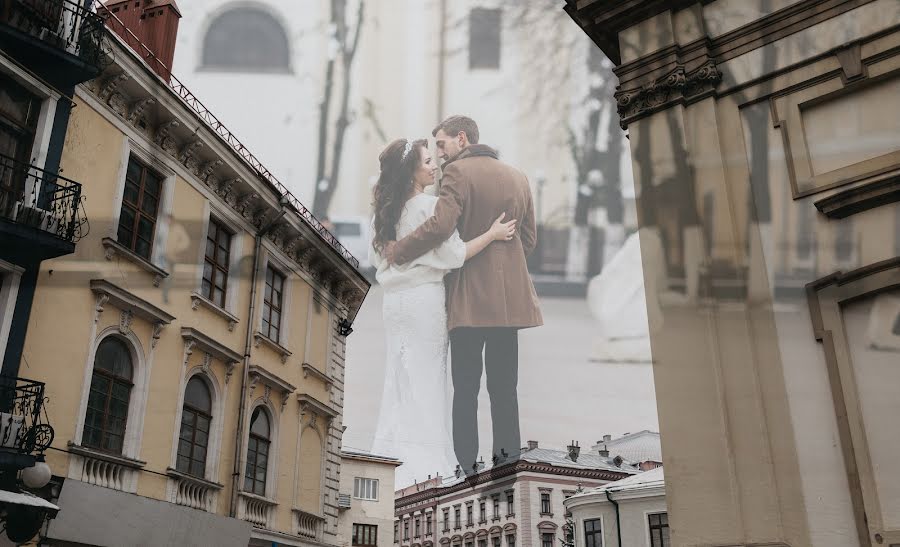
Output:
top-left (229, 204), bottom-right (287, 517)
top-left (605, 489), bottom-right (621, 547)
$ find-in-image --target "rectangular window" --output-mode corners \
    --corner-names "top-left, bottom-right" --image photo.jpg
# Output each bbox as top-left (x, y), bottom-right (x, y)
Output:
top-left (506, 492), bottom-right (514, 515)
top-left (403, 520), bottom-right (409, 540)
top-left (353, 477), bottom-right (379, 501)
top-left (261, 264), bottom-right (285, 342)
top-left (478, 540), bottom-right (486, 547)
top-left (584, 518), bottom-right (602, 547)
top-left (467, 504), bottom-right (473, 525)
top-left (202, 218), bottom-right (231, 307)
top-left (117, 154), bottom-right (162, 260)
top-left (506, 534), bottom-right (515, 547)
top-left (443, 509), bottom-right (450, 532)
top-left (353, 524), bottom-right (378, 546)
top-left (648, 513), bottom-right (670, 547)
top-left (492, 538), bottom-right (501, 547)
top-left (394, 522), bottom-right (399, 543)
top-left (492, 496), bottom-right (500, 519)
top-left (468, 8), bottom-right (502, 69)
top-left (415, 517), bottom-right (421, 538)
top-left (454, 507), bottom-right (461, 529)
top-left (479, 500), bottom-right (486, 523)
top-left (541, 533), bottom-right (554, 547)
top-left (426, 513), bottom-right (432, 534)
top-left (540, 492), bottom-right (551, 515)
top-left (0, 72), bottom-right (40, 206)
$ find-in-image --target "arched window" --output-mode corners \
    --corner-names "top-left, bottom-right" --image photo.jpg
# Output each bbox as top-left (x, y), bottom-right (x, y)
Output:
top-left (201, 7), bottom-right (291, 73)
top-left (245, 406), bottom-right (271, 495)
top-left (177, 376), bottom-right (212, 477)
top-left (84, 337), bottom-right (133, 453)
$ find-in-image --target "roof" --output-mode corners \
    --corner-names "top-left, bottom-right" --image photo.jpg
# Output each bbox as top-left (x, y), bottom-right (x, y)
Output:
top-left (518, 446), bottom-right (639, 474)
top-left (591, 430), bottom-right (662, 465)
top-left (342, 449), bottom-right (403, 466)
top-left (592, 466), bottom-right (665, 493)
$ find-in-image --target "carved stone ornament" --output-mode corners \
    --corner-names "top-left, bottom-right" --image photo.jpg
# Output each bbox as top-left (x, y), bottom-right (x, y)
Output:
top-left (217, 178), bottom-right (239, 204)
top-left (128, 97), bottom-right (156, 124)
top-left (99, 73), bottom-right (129, 101)
top-left (614, 60), bottom-right (722, 127)
top-left (199, 159), bottom-right (222, 183)
top-left (225, 361), bottom-right (237, 384)
top-left (201, 352), bottom-right (213, 374)
top-left (151, 323), bottom-right (163, 349)
top-left (180, 140), bottom-right (204, 166)
top-left (264, 384), bottom-right (272, 404)
top-left (183, 339), bottom-right (196, 366)
top-left (118, 309), bottom-right (133, 335)
top-left (237, 192), bottom-right (259, 217)
top-left (108, 92), bottom-right (128, 117)
top-left (94, 294), bottom-right (110, 323)
top-left (284, 235), bottom-right (302, 255)
top-left (155, 120), bottom-right (180, 154)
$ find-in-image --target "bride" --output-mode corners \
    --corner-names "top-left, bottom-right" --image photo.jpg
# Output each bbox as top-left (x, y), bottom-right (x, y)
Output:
top-left (369, 138), bottom-right (515, 488)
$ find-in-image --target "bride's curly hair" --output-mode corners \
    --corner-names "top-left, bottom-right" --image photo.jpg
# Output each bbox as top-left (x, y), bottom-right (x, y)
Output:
top-left (372, 138), bottom-right (428, 254)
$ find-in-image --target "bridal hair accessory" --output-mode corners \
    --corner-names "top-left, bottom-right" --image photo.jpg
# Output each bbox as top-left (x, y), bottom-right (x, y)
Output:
top-left (401, 139), bottom-right (413, 161)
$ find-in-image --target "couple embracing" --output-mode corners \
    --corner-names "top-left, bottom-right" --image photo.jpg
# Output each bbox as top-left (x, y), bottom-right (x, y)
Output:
top-left (368, 116), bottom-right (543, 487)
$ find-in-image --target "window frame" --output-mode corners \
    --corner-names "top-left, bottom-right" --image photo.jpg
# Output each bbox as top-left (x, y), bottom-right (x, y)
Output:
top-left (443, 508), bottom-right (450, 532)
top-left (202, 217), bottom-right (233, 308)
top-left (175, 376), bottom-right (213, 478)
top-left (506, 491), bottom-right (514, 516)
top-left (244, 405), bottom-right (272, 497)
top-left (83, 336), bottom-right (134, 454)
top-left (199, 5), bottom-right (293, 74)
top-left (352, 523), bottom-right (378, 547)
top-left (540, 533), bottom-right (554, 547)
top-left (116, 153), bottom-right (163, 261)
top-left (261, 262), bottom-right (286, 343)
top-left (353, 477), bottom-right (379, 501)
top-left (468, 7), bottom-right (502, 70)
top-left (584, 518), bottom-right (603, 547)
top-left (539, 491), bottom-right (551, 515)
top-left (647, 512), bottom-right (670, 547)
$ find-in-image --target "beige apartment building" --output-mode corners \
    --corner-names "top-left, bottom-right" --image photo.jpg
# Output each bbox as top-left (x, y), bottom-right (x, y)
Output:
top-left (337, 450), bottom-right (403, 547)
top-left (565, 0), bottom-right (900, 546)
top-left (12, 2), bottom-right (369, 545)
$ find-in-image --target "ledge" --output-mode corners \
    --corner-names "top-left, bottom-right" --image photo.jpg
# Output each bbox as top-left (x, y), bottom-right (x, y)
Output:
top-left (814, 169), bottom-right (900, 219)
top-left (67, 442), bottom-right (146, 469)
top-left (101, 237), bottom-right (169, 287)
top-left (253, 332), bottom-right (292, 363)
top-left (249, 364), bottom-right (296, 396)
top-left (190, 292), bottom-right (239, 332)
top-left (181, 327), bottom-right (242, 365)
top-left (296, 393), bottom-right (338, 418)
top-left (302, 362), bottom-right (332, 386)
top-left (165, 467), bottom-right (224, 490)
top-left (90, 279), bottom-right (176, 326)
top-left (291, 507), bottom-right (326, 519)
top-left (239, 490), bottom-right (278, 506)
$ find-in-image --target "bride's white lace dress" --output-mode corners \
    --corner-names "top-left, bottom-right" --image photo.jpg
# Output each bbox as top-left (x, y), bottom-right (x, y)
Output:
top-left (368, 193), bottom-right (466, 489)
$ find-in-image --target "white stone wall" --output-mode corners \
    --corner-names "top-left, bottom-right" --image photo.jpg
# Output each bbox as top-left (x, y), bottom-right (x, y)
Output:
top-left (338, 456), bottom-right (399, 547)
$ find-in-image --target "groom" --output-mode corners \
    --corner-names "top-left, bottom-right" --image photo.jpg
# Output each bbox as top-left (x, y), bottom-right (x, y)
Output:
top-left (385, 115), bottom-right (543, 474)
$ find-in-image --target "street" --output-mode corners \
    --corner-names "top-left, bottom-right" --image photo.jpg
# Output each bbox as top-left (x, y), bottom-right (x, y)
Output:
top-left (342, 285), bottom-right (660, 471)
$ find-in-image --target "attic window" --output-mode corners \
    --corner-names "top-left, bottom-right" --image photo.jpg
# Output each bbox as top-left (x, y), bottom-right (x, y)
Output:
top-left (201, 7), bottom-right (291, 73)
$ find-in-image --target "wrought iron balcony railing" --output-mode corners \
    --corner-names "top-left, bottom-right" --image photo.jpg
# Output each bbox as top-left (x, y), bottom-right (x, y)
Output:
top-left (0, 376), bottom-right (54, 456)
top-left (0, 153), bottom-right (88, 244)
top-left (0, 0), bottom-right (105, 69)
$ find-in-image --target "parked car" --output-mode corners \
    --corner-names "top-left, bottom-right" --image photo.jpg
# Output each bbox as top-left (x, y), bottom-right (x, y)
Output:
top-left (329, 215), bottom-right (373, 273)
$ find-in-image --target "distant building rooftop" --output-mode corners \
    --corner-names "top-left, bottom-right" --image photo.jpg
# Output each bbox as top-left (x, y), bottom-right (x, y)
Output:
top-left (341, 449), bottom-right (403, 466)
top-left (590, 430), bottom-right (662, 465)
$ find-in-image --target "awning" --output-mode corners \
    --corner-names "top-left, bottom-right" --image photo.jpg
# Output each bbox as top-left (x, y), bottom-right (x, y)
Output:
top-left (0, 489), bottom-right (59, 511)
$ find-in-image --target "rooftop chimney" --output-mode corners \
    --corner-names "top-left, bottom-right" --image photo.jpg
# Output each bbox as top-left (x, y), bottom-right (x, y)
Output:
top-left (526, 440), bottom-right (538, 450)
top-left (603, 434), bottom-right (612, 442)
top-left (599, 444), bottom-right (609, 458)
top-left (567, 440), bottom-right (580, 462)
top-left (99, 0), bottom-right (182, 81)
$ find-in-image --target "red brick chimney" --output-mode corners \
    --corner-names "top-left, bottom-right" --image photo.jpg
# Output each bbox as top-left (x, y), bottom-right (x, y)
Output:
top-left (99, 0), bottom-right (181, 81)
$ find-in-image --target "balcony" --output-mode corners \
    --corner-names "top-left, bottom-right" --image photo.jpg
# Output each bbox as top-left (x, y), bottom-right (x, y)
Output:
top-left (0, 0), bottom-right (105, 87)
top-left (0, 376), bottom-right (53, 469)
top-left (0, 153), bottom-right (88, 260)
top-left (293, 508), bottom-right (325, 542)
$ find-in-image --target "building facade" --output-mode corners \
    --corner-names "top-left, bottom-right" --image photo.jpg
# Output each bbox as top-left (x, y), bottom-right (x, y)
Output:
top-left (0, 0), bottom-right (105, 541)
top-left (565, 467), bottom-right (668, 547)
top-left (393, 441), bottom-right (641, 547)
top-left (338, 450), bottom-right (402, 547)
top-left (8, 2), bottom-right (369, 545)
top-left (566, 1), bottom-right (900, 545)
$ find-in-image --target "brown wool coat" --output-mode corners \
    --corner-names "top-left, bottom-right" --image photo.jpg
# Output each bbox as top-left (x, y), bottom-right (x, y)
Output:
top-left (393, 144), bottom-right (543, 330)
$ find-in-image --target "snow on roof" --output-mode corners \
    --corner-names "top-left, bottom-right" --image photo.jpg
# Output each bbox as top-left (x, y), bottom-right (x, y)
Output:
top-left (589, 466), bottom-right (665, 494)
top-left (591, 430), bottom-right (662, 465)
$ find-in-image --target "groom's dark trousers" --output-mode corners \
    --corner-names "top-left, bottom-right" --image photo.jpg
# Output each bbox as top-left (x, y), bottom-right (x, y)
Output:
top-left (450, 327), bottom-right (520, 474)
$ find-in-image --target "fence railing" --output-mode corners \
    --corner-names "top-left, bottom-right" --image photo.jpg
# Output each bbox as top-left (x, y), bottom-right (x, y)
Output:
top-left (0, 376), bottom-right (54, 455)
top-left (98, 8), bottom-right (360, 269)
top-left (0, 153), bottom-right (88, 243)
top-left (0, 0), bottom-right (105, 69)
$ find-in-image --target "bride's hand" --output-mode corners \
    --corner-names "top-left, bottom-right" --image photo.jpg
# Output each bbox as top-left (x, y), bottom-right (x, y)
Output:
top-left (490, 212), bottom-right (517, 241)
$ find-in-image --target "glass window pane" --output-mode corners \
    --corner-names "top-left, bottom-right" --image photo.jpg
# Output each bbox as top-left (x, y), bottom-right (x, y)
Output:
top-left (250, 407), bottom-right (270, 438)
top-left (144, 171), bottom-right (160, 196)
top-left (123, 181), bottom-right (139, 204)
top-left (141, 194), bottom-right (157, 216)
top-left (185, 377), bottom-right (212, 412)
top-left (135, 238), bottom-right (151, 259)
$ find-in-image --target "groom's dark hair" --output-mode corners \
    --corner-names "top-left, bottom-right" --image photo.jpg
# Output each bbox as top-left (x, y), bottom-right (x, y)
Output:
top-left (432, 115), bottom-right (479, 144)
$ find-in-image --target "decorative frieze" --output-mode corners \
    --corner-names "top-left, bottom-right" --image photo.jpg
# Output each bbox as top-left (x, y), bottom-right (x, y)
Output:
top-left (128, 97), bottom-right (155, 124)
top-left (614, 60), bottom-right (722, 127)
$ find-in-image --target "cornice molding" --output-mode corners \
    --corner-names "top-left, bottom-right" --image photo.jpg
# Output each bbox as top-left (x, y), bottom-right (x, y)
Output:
top-left (614, 60), bottom-right (722, 128)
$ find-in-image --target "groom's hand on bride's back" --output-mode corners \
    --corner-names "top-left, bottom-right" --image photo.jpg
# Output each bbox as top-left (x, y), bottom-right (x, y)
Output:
top-left (384, 241), bottom-right (398, 264)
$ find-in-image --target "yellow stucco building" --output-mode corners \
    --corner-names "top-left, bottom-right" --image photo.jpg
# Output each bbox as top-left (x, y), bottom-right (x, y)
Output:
top-left (14, 4), bottom-right (368, 545)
